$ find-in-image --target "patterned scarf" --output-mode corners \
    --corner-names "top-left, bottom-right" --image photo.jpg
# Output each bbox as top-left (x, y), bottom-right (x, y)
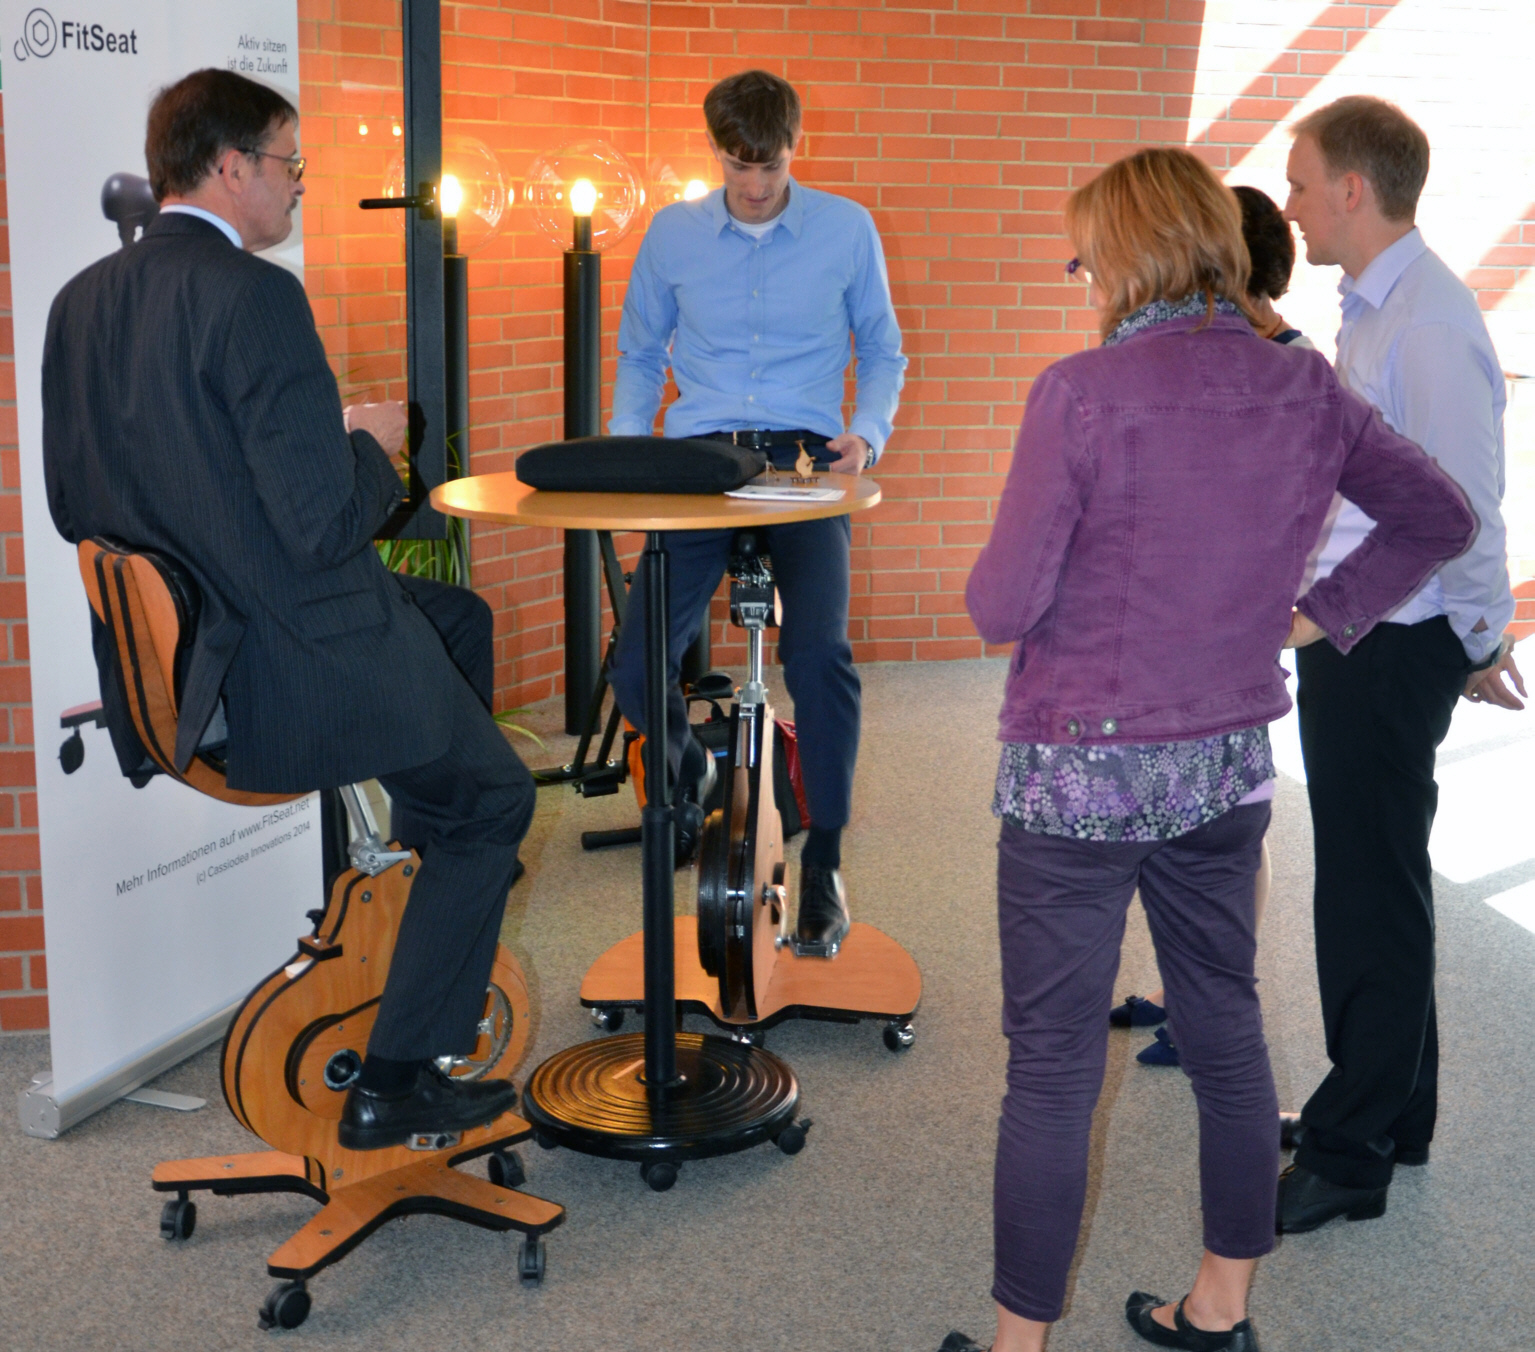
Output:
top-left (1104, 292), bottom-right (1243, 347)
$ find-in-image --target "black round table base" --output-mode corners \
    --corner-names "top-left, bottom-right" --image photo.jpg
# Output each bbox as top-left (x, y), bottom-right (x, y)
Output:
top-left (521, 1031), bottom-right (799, 1163)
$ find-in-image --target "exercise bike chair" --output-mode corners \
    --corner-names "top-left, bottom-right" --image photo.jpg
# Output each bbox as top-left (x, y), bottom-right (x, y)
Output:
top-left (579, 530), bottom-right (922, 1048)
top-left (77, 538), bottom-right (564, 1331)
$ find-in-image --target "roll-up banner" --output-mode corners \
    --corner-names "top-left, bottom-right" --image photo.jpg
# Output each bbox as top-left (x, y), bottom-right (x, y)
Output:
top-left (2, 1), bottom-right (316, 1136)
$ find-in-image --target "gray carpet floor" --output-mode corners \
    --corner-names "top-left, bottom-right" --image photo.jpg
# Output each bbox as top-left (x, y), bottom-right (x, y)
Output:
top-left (2, 658), bottom-right (1532, 1350)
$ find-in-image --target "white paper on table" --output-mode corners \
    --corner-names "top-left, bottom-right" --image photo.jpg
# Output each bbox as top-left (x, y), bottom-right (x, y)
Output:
top-left (726, 484), bottom-right (846, 502)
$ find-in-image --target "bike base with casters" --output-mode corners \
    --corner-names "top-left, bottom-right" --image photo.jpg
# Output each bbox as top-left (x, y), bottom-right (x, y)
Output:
top-left (151, 786), bottom-right (564, 1329)
top-left (579, 917), bottom-right (920, 1051)
top-left (576, 531), bottom-right (922, 1053)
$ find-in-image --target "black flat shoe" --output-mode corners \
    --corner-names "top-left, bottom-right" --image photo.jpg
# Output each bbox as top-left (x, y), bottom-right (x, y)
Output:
top-left (338, 1063), bottom-right (518, 1151)
top-left (1126, 1292), bottom-right (1260, 1351)
top-left (793, 863), bottom-right (850, 956)
top-left (1110, 994), bottom-right (1168, 1027)
top-left (1279, 1112), bottom-right (1303, 1151)
top-left (937, 1335), bottom-right (989, 1352)
top-left (1275, 1162), bottom-right (1387, 1233)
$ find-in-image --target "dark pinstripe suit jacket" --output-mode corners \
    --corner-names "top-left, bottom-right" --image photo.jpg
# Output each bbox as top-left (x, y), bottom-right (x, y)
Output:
top-left (43, 213), bottom-right (460, 793)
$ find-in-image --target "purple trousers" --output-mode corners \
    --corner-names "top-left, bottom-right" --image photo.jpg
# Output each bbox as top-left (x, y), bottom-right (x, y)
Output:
top-left (993, 805), bottom-right (1278, 1322)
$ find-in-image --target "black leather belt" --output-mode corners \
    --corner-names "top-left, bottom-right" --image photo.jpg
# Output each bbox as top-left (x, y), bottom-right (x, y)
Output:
top-left (700, 429), bottom-right (829, 450)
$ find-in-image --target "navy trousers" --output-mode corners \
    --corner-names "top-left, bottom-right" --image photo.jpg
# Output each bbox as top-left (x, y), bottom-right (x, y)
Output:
top-left (993, 806), bottom-right (1277, 1322)
top-left (607, 449), bottom-right (861, 831)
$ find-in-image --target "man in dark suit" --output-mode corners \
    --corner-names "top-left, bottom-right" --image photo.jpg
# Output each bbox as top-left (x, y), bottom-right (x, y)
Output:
top-left (43, 69), bottom-right (531, 1150)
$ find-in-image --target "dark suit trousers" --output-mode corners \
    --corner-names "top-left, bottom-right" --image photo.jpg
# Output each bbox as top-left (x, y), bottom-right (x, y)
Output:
top-left (366, 577), bottom-right (535, 1061)
top-left (1294, 617), bottom-right (1468, 1190)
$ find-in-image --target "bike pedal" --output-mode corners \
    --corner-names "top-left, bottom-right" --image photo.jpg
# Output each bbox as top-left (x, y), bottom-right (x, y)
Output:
top-left (789, 937), bottom-right (842, 960)
top-left (408, 1130), bottom-right (463, 1152)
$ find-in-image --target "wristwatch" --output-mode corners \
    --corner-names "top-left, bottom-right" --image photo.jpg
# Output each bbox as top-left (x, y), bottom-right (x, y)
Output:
top-left (1467, 635), bottom-right (1508, 674)
top-left (863, 444), bottom-right (878, 471)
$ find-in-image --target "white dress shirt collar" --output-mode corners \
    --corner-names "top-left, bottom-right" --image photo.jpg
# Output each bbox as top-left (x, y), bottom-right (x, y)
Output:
top-left (158, 204), bottom-right (244, 250)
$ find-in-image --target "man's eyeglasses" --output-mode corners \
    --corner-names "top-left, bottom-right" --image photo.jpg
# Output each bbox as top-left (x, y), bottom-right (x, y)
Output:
top-left (1066, 257), bottom-right (1092, 284)
top-left (239, 148), bottom-right (306, 182)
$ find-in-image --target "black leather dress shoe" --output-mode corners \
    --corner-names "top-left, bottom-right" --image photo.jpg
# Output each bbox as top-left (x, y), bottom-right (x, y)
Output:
top-left (338, 1064), bottom-right (518, 1151)
top-left (937, 1334), bottom-right (989, 1352)
top-left (1126, 1292), bottom-right (1261, 1350)
top-left (1275, 1163), bottom-right (1387, 1233)
top-left (794, 863), bottom-right (851, 956)
top-left (672, 735), bottom-right (718, 868)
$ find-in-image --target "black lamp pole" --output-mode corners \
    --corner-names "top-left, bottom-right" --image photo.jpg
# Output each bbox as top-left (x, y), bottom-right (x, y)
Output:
top-left (562, 211), bottom-right (602, 734)
top-left (442, 209), bottom-right (470, 579)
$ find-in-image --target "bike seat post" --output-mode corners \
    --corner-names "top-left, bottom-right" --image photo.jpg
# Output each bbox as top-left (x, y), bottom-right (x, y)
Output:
top-left (728, 533), bottom-right (775, 708)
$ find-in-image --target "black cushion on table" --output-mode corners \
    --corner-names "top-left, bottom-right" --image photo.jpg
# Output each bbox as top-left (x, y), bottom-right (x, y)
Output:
top-left (515, 435), bottom-right (765, 495)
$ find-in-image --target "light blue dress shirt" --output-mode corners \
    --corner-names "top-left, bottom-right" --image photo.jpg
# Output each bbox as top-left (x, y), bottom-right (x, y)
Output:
top-left (1307, 228), bottom-right (1513, 663)
top-left (159, 203), bottom-right (244, 249)
top-left (609, 180), bottom-right (906, 459)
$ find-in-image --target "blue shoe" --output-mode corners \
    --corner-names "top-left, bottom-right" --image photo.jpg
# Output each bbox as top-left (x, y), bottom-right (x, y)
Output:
top-left (1111, 995), bottom-right (1168, 1028)
top-left (1137, 1026), bottom-right (1182, 1067)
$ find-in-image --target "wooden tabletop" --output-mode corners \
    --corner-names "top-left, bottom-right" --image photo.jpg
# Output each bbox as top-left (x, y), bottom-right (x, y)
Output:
top-left (429, 471), bottom-right (881, 532)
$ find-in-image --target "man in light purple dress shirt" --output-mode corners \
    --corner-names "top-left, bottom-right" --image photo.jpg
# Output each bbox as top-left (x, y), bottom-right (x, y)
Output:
top-left (1278, 95), bottom-right (1525, 1234)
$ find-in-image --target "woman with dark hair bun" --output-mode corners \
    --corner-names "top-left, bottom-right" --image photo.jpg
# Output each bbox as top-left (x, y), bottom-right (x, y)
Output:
top-left (1235, 185), bottom-right (1313, 349)
top-left (1109, 183), bottom-right (1315, 1072)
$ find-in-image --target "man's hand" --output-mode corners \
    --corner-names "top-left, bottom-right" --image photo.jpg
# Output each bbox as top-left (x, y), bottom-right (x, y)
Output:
top-left (344, 401), bottom-right (409, 457)
top-left (825, 432), bottom-right (871, 475)
top-left (1284, 609), bottom-right (1325, 649)
top-left (1463, 637), bottom-right (1526, 710)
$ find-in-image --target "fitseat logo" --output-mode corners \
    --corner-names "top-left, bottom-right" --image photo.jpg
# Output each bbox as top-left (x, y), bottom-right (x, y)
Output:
top-left (13, 8), bottom-right (140, 60)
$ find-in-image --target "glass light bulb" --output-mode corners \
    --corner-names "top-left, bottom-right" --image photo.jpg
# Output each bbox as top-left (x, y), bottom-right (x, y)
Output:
top-left (525, 141), bottom-right (642, 252)
top-left (570, 178), bottom-right (598, 216)
top-left (440, 173), bottom-right (464, 218)
top-left (683, 178), bottom-right (708, 201)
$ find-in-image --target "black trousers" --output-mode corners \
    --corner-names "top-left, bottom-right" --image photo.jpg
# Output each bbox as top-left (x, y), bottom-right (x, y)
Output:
top-left (365, 575), bottom-right (536, 1061)
top-left (1294, 617), bottom-right (1469, 1190)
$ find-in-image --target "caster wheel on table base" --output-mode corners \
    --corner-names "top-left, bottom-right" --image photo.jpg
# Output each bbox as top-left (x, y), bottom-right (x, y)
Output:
top-left (518, 1236), bottom-right (546, 1285)
top-left (533, 1130), bottom-right (558, 1151)
top-left (590, 1006), bottom-right (626, 1033)
top-left (640, 1159), bottom-right (679, 1192)
top-left (486, 1148), bottom-right (527, 1190)
top-left (258, 1280), bottom-right (311, 1331)
top-left (883, 1021), bottom-right (915, 1052)
top-left (159, 1196), bottom-right (196, 1242)
top-left (775, 1117), bottom-right (813, 1156)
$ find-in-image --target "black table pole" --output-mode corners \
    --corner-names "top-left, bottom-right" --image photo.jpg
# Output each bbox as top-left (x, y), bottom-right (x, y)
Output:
top-left (638, 531), bottom-right (678, 1091)
top-left (562, 216), bottom-right (602, 733)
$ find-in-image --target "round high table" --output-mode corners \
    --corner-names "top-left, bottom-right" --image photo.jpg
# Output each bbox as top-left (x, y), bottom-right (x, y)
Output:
top-left (431, 470), bottom-right (881, 1183)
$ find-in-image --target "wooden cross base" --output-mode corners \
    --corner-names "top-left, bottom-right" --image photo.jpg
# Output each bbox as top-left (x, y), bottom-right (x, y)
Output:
top-left (152, 1111), bottom-right (562, 1282)
top-left (148, 854), bottom-right (565, 1328)
top-left (580, 917), bottom-right (922, 1046)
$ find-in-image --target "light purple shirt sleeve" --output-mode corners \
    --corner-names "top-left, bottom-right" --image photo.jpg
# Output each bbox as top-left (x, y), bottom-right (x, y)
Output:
top-left (1393, 322), bottom-right (1514, 661)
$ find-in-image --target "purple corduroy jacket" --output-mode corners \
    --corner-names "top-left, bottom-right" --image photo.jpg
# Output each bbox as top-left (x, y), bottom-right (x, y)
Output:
top-left (966, 313), bottom-right (1477, 746)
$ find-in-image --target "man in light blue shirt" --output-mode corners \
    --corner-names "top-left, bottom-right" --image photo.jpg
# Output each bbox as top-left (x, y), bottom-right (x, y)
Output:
top-left (1278, 95), bottom-right (1525, 1233)
top-left (607, 70), bottom-right (906, 954)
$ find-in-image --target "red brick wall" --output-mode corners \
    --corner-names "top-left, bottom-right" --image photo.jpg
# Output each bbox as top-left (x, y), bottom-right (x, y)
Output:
top-left (4, 0), bottom-right (1533, 1032)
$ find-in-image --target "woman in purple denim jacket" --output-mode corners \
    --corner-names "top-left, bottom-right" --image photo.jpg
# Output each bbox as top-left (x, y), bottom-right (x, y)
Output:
top-left (940, 149), bottom-right (1475, 1352)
